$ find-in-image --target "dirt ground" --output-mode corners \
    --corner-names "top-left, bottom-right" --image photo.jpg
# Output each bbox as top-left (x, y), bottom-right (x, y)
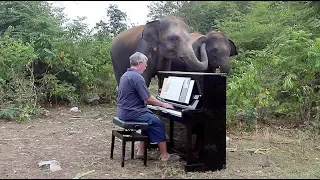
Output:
top-left (1, 104), bottom-right (320, 179)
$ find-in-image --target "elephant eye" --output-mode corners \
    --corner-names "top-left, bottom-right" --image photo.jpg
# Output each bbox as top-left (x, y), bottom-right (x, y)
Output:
top-left (168, 35), bottom-right (179, 42)
top-left (211, 48), bottom-right (218, 55)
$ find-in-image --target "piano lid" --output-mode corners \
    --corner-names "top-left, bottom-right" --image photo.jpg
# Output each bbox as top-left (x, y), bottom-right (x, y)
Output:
top-left (158, 71), bottom-right (227, 76)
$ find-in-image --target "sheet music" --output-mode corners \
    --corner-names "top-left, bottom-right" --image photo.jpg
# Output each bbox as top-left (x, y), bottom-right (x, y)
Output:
top-left (159, 78), bottom-right (168, 98)
top-left (184, 80), bottom-right (195, 104)
top-left (160, 76), bottom-right (192, 103)
top-left (178, 78), bottom-right (191, 103)
top-left (160, 76), bottom-right (183, 101)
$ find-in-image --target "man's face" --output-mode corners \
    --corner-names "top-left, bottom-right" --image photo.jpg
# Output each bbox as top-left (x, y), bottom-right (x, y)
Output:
top-left (137, 58), bottom-right (148, 73)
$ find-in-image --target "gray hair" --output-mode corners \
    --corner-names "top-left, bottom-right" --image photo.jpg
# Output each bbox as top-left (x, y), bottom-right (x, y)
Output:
top-left (129, 52), bottom-right (148, 66)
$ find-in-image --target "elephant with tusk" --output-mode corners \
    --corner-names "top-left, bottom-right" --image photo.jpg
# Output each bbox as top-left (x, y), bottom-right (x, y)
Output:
top-left (110, 16), bottom-right (208, 87)
top-left (171, 31), bottom-right (238, 74)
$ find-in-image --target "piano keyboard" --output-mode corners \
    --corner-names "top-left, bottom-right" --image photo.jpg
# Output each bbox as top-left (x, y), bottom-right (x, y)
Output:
top-left (147, 105), bottom-right (182, 117)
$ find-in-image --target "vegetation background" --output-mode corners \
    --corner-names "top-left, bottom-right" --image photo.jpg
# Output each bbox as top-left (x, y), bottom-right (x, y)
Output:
top-left (0, 1), bottom-right (319, 134)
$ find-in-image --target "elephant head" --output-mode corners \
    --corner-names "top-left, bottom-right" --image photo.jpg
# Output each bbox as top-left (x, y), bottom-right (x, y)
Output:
top-left (202, 31), bottom-right (238, 73)
top-left (111, 16), bottom-right (208, 87)
top-left (170, 31), bottom-right (238, 74)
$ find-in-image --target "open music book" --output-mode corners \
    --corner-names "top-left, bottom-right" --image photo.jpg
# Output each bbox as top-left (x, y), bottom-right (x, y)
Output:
top-left (159, 76), bottom-right (195, 104)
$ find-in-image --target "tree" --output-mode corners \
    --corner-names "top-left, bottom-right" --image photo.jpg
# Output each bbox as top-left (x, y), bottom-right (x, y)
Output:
top-left (146, 1), bottom-right (250, 33)
top-left (94, 20), bottom-right (109, 38)
top-left (147, 1), bottom-right (189, 21)
top-left (0, 1), bottom-right (65, 42)
top-left (179, 1), bottom-right (239, 33)
top-left (93, 4), bottom-right (128, 38)
top-left (107, 4), bottom-right (128, 37)
top-left (65, 16), bottom-right (91, 40)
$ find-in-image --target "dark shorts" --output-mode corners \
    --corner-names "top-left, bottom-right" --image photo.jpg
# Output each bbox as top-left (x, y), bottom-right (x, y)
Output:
top-left (125, 112), bottom-right (166, 143)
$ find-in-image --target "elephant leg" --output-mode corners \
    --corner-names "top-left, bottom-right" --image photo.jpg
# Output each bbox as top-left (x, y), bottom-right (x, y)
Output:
top-left (143, 74), bottom-right (152, 87)
top-left (142, 64), bottom-right (154, 87)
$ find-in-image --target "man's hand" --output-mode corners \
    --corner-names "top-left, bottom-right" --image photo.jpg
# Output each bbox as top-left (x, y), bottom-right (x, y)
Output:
top-left (146, 95), bottom-right (174, 109)
top-left (162, 102), bottom-right (174, 109)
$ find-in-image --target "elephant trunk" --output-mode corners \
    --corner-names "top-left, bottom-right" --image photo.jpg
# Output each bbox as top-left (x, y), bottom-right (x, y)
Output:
top-left (182, 43), bottom-right (208, 71)
top-left (218, 58), bottom-right (231, 74)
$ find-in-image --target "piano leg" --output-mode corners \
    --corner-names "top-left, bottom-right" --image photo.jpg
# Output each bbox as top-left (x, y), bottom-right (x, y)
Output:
top-left (184, 122), bottom-right (205, 172)
top-left (192, 122), bottom-right (205, 159)
top-left (186, 123), bottom-right (193, 164)
top-left (169, 120), bottom-right (174, 147)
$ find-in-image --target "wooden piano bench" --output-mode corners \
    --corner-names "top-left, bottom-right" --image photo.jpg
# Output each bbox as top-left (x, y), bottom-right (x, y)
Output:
top-left (110, 117), bottom-right (149, 167)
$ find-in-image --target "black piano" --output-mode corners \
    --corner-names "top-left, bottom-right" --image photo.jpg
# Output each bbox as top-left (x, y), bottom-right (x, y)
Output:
top-left (147, 71), bottom-right (226, 172)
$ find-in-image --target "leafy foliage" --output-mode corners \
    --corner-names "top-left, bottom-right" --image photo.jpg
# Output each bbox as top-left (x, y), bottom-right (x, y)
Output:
top-left (0, 1), bottom-right (119, 121)
top-left (1, 0), bottom-right (320, 132)
top-left (148, 1), bottom-right (320, 130)
top-left (179, 1), bottom-right (240, 33)
top-left (94, 4), bottom-right (128, 38)
top-left (147, 1), bottom-right (252, 33)
top-left (147, 1), bottom-right (188, 21)
top-left (221, 1), bottom-right (320, 51)
top-left (0, 27), bottom-right (39, 121)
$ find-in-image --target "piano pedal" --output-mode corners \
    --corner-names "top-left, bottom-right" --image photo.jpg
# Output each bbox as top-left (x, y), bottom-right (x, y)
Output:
top-left (192, 151), bottom-right (199, 160)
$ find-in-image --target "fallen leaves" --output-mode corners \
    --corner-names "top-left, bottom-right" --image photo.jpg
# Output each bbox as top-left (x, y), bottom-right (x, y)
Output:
top-left (227, 147), bottom-right (278, 154)
top-left (244, 148), bottom-right (272, 154)
top-left (73, 170), bottom-right (96, 179)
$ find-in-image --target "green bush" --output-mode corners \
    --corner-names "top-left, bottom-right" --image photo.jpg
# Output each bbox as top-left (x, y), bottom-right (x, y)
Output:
top-left (227, 28), bottom-right (320, 129)
top-left (0, 27), bottom-right (40, 121)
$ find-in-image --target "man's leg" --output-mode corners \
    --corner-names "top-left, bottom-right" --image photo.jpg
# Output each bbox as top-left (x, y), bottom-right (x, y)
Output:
top-left (157, 141), bottom-right (170, 160)
top-left (137, 141), bottom-right (171, 160)
top-left (134, 112), bottom-right (179, 161)
top-left (137, 141), bottom-right (145, 156)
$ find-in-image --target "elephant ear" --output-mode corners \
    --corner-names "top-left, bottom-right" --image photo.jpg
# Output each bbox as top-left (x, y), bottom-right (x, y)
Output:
top-left (141, 20), bottom-right (160, 50)
top-left (229, 39), bottom-right (238, 56)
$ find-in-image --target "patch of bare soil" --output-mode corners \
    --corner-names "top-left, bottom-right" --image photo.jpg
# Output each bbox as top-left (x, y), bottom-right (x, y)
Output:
top-left (1, 105), bottom-right (320, 179)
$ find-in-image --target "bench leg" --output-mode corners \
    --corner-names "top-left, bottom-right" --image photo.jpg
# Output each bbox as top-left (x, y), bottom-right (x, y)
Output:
top-left (131, 140), bottom-right (135, 159)
top-left (122, 140), bottom-right (126, 167)
top-left (144, 138), bottom-right (148, 166)
top-left (110, 131), bottom-right (115, 159)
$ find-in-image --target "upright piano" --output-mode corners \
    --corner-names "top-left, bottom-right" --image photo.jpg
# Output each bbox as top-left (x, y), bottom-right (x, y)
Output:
top-left (147, 71), bottom-right (227, 172)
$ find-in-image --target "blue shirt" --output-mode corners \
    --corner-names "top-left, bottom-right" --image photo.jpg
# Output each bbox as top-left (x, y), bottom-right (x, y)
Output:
top-left (116, 68), bottom-right (152, 120)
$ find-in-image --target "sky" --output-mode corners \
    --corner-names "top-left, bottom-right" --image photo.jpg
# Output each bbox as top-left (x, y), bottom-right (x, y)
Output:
top-left (50, 1), bottom-right (152, 29)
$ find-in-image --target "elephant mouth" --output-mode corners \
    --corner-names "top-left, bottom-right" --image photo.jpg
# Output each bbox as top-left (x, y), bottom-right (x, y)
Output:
top-left (215, 66), bottom-right (221, 73)
top-left (161, 49), bottom-right (178, 59)
top-left (208, 64), bottom-right (221, 73)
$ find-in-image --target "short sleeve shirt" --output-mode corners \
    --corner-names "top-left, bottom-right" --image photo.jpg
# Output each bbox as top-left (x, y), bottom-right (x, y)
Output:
top-left (116, 68), bottom-right (152, 120)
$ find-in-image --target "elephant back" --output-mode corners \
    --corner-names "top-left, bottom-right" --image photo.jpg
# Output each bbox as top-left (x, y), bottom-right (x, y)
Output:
top-left (112, 25), bottom-right (145, 48)
top-left (111, 25), bottom-right (145, 85)
top-left (190, 33), bottom-right (205, 44)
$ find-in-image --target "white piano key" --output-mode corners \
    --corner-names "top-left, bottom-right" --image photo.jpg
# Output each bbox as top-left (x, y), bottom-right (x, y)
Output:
top-left (147, 105), bottom-right (182, 117)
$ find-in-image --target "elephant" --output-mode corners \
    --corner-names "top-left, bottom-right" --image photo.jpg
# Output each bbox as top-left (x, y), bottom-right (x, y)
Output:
top-left (110, 16), bottom-right (209, 87)
top-left (170, 31), bottom-right (238, 74)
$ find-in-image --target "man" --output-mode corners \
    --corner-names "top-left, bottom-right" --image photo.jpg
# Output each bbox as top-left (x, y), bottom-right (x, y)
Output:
top-left (116, 51), bottom-right (180, 162)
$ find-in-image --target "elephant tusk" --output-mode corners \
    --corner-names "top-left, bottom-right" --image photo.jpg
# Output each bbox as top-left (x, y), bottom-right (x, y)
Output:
top-left (153, 47), bottom-right (157, 51)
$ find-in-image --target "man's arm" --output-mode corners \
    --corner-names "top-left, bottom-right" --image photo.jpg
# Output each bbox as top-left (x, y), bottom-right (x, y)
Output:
top-left (145, 95), bottom-right (174, 109)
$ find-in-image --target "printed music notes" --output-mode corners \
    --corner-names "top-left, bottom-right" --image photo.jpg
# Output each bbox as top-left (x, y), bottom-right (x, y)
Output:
top-left (160, 76), bottom-right (194, 104)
